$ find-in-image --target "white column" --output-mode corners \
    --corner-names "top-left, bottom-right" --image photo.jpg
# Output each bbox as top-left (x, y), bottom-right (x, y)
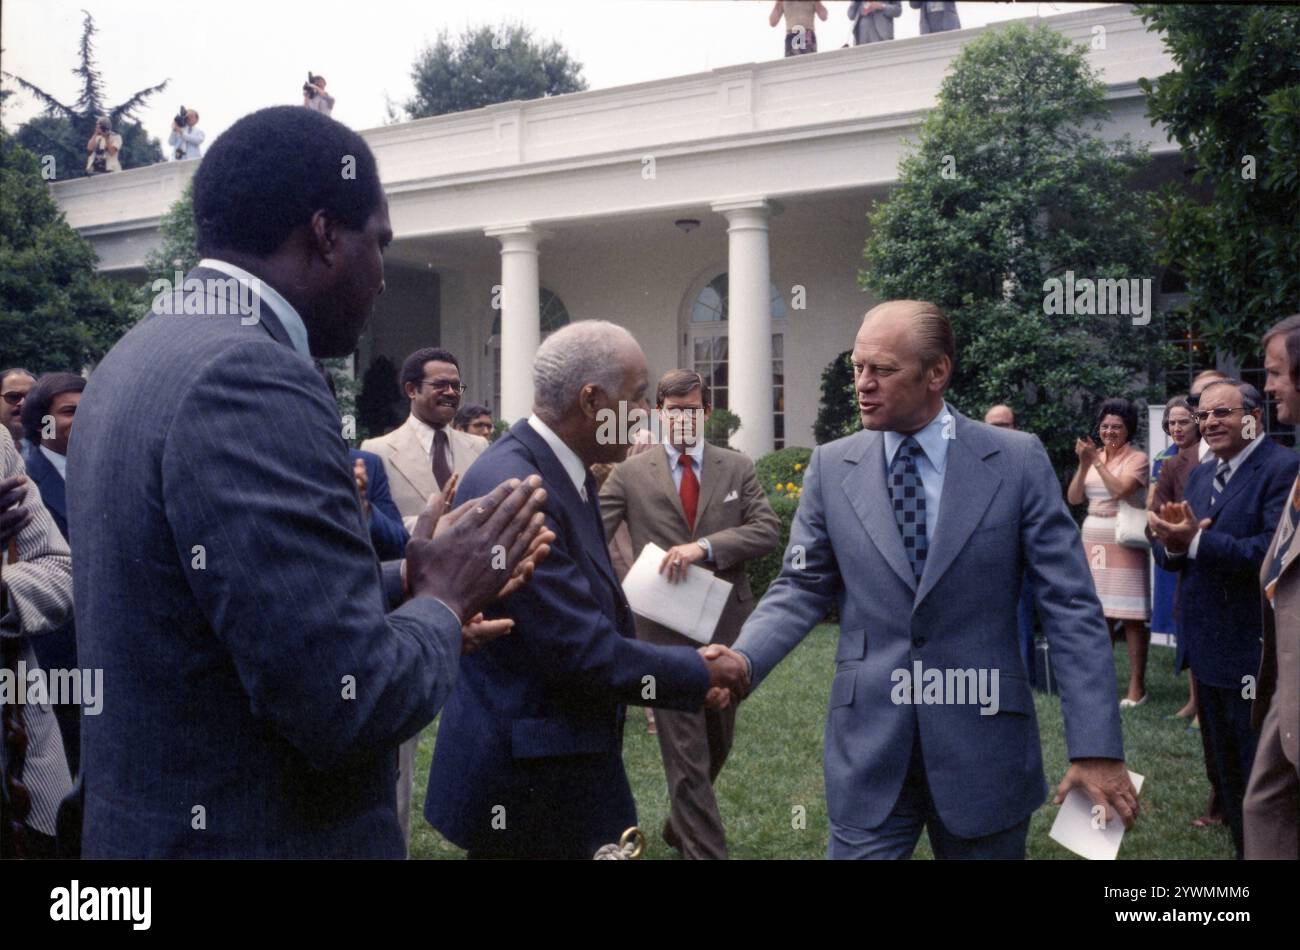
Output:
top-left (485, 224), bottom-right (543, 425)
top-left (713, 198), bottom-right (773, 457)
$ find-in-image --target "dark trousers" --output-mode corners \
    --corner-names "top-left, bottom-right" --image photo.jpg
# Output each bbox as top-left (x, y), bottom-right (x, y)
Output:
top-left (658, 701), bottom-right (736, 859)
top-left (1198, 680), bottom-right (1260, 857)
top-left (827, 737), bottom-right (1030, 860)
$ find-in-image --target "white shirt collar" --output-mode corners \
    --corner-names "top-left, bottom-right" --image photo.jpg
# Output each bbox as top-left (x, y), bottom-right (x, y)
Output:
top-left (406, 412), bottom-right (449, 459)
top-left (663, 439), bottom-right (705, 471)
top-left (528, 413), bottom-right (590, 501)
top-left (883, 402), bottom-right (953, 474)
top-left (39, 445), bottom-right (67, 480)
top-left (198, 258), bottom-right (311, 360)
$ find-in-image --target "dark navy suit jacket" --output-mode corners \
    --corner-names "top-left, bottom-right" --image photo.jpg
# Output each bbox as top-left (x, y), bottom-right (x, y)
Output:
top-left (21, 444), bottom-right (80, 775)
top-left (67, 267), bottom-right (463, 858)
top-left (425, 419), bottom-right (711, 857)
top-left (1153, 438), bottom-right (1299, 689)
top-left (350, 448), bottom-right (408, 560)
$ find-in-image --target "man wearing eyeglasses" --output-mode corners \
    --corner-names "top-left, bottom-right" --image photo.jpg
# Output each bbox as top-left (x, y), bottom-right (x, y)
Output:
top-left (362, 347), bottom-right (489, 533)
top-left (1, 369), bottom-right (37, 453)
top-left (1148, 378), bottom-right (1299, 858)
top-left (360, 345), bottom-right (489, 843)
top-left (599, 369), bottom-right (780, 858)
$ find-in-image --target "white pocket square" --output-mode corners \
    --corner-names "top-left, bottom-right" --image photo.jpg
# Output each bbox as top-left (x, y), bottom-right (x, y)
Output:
top-left (724, 490), bottom-right (739, 502)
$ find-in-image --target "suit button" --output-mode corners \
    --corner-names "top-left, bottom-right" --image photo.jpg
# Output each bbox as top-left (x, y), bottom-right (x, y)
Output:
top-left (912, 636), bottom-right (926, 648)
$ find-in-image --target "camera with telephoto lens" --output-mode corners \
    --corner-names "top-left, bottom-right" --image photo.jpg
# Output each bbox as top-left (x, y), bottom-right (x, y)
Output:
top-left (173, 106), bottom-right (188, 158)
top-left (303, 72), bottom-right (319, 99)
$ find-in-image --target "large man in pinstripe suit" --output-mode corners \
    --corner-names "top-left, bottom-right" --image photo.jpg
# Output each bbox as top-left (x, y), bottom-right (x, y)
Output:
top-left (66, 106), bottom-right (550, 858)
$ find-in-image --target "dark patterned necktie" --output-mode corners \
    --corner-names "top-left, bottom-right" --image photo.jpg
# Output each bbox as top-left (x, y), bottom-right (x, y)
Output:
top-left (431, 427), bottom-right (452, 490)
top-left (889, 437), bottom-right (928, 584)
top-left (1210, 459), bottom-right (1230, 507)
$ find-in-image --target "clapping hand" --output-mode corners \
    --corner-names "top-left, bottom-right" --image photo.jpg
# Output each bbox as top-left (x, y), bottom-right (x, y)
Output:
top-left (699, 643), bottom-right (750, 709)
top-left (1074, 436), bottom-right (1098, 467)
top-left (0, 475), bottom-right (32, 547)
top-left (1147, 500), bottom-right (1208, 554)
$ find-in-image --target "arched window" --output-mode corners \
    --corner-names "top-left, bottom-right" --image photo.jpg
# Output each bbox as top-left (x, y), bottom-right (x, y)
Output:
top-left (686, 273), bottom-right (788, 448)
top-left (488, 288), bottom-right (570, 415)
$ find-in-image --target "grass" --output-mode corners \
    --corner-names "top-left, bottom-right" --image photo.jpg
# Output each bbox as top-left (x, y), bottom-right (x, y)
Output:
top-left (410, 625), bottom-right (1235, 860)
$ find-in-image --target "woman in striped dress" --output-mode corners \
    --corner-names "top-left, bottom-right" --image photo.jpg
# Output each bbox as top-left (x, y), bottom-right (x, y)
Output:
top-left (1067, 398), bottom-right (1151, 706)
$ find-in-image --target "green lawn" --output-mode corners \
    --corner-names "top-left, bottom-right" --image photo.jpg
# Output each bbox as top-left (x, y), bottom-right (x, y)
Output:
top-left (410, 625), bottom-right (1235, 859)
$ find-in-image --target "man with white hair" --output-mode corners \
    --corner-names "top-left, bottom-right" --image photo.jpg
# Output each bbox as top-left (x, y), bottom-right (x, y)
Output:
top-left (425, 321), bottom-right (751, 858)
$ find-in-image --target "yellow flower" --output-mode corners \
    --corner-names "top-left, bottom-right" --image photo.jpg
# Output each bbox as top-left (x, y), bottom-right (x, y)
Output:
top-left (794, 463), bottom-right (803, 472)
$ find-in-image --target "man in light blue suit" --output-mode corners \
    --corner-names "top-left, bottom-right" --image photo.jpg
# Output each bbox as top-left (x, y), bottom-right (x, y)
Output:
top-left (731, 300), bottom-right (1138, 858)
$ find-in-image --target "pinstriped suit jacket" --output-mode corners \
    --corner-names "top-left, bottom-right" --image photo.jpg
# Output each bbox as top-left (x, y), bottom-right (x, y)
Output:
top-left (67, 268), bottom-right (463, 858)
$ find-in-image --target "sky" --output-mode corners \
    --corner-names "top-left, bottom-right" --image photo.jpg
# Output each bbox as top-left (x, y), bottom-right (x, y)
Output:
top-left (1, 0), bottom-right (1112, 146)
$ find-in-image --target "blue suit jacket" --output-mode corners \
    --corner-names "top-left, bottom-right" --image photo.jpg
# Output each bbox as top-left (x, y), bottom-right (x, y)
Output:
top-left (350, 448), bottom-right (408, 561)
top-left (1152, 438), bottom-right (1298, 689)
top-left (67, 267), bottom-right (463, 858)
top-left (733, 410), bottom-right (1124, 838)
top-left (425, 419), bottom-right (712, 856)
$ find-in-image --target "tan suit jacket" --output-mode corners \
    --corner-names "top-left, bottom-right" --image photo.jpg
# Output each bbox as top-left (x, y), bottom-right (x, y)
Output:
top-left (1256, 481), bottom-right (1300, 767)
top-left (599, 442), bottom-right (780, 647)
top-left (361, 415), bottom-right (488, 530)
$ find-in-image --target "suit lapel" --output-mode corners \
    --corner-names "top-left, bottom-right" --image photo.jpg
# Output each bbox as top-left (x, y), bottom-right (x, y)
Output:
top-left (693, 443), bottom-right (723, 536)
top-left (914, 416), bottom-right (1001, 605)
top-left (840, 430), bottom-right (916, 593)
top-left (388, 417), bottom-right (437, 501)
top-left (512, 421), bottom-right (624, 599)
top-left (1209, 442), bottom-right (1267, 518)
top-left (26, 448), bottom-right (66, 525)
top-left (1261, 474), bottom-right (1300, 589)
top-left (650, 447), bottom-right (691, 535)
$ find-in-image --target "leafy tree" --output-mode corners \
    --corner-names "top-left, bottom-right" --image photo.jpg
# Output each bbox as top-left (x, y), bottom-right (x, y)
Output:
top-left (399, 23), bottom-right (586, 119)
top-left (2, 10), bottom-right (167, 180)
top-left (1137, 4), bottom-right (1300, 362)
top-left (861, 22), bottom-right (1170, 483)
top-left (814, 350), bottom-right (860, 443)
top-left (0, 133), bottom-right (136, 371)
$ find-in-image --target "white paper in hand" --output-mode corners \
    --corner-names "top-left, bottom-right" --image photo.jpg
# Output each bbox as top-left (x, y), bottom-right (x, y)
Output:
top-left (1049, 770), bottom-right (1144, 860)
top-left (621, 542), bottom-right (733, 644)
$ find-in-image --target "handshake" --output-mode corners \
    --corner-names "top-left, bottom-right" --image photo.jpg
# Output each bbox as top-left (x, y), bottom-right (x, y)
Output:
top-left (698, 644), bottom-right (750, 709)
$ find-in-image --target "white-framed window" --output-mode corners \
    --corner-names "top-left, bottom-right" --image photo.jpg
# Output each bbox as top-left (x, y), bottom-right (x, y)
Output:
top-left (686, 273), bottom-right (788, 449)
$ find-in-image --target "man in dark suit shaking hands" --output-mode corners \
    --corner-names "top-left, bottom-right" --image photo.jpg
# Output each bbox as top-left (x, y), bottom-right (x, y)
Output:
top-left (67, 106), bottom-right (553, 858)
top-left (426, 321), bottom-right (751, 859)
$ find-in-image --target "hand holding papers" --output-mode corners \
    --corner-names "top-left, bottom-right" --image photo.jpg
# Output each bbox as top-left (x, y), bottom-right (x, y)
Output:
top-left (622, 542), bottom-right (733, 646)
top-left (1050, 768), bottom-right (1144, 860)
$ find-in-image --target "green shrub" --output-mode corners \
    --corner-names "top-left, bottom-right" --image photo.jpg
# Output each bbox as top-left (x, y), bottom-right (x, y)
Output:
top-left (754, 446), bottom-right (812, 501)
top-left (705, 408), bottom-right (741, 449)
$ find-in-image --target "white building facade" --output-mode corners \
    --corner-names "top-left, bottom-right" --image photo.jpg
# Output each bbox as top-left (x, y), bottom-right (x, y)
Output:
top-left (51, 4), bottom-right (1178, 456)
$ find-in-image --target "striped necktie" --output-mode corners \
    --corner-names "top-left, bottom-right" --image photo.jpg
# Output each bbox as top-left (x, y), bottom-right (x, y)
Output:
top-left (1210, 459), bottom-right (1230, 507)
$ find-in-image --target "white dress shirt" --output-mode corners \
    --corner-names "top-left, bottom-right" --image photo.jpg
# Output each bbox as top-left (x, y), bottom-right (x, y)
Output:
top-left (38, 445), bottom-right (67, 480)
top-left (528, 414), bottom-right (590, 500)
top-left (882, 402), bottom-right (954, 541)
top-left (198, 258), bottom-right (311, 361)
top-left (407, 412), bottom-right (457, 470)
top-left (663, 439), bottom-right (714, 560)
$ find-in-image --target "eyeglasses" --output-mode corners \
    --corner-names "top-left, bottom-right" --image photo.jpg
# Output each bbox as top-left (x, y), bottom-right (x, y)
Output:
top-left (1192, 407), bottom-right (1247, 423)
top-left (1, 391), bottom-right (26, 406)
top-left (660, 406), bottom-right (705, 419)
top-left (419, 379), bottom-right (466, 395)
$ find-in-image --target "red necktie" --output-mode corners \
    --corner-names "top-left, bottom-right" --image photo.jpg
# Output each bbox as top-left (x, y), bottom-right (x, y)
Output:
top-left (679, 454), bottom-right (699, 534)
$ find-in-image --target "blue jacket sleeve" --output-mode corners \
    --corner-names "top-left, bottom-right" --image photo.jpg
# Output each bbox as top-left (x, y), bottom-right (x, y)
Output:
top-left (163, 340), bottom-right (461, 772)
top-left (359, 452), bottom-right (409, 560)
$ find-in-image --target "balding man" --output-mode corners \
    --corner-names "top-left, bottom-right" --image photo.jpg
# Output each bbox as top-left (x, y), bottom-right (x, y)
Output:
top-left (984, 404), bottom-right (1016, 429)
top-left (731, 300), bottom-right (1136, 859)
top-left (425, 321), bottom-right (750, 859)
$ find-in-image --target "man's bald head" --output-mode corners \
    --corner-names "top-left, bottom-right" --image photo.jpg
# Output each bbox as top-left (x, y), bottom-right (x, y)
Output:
top-left (984, 405), bottom-right (1016, 429)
